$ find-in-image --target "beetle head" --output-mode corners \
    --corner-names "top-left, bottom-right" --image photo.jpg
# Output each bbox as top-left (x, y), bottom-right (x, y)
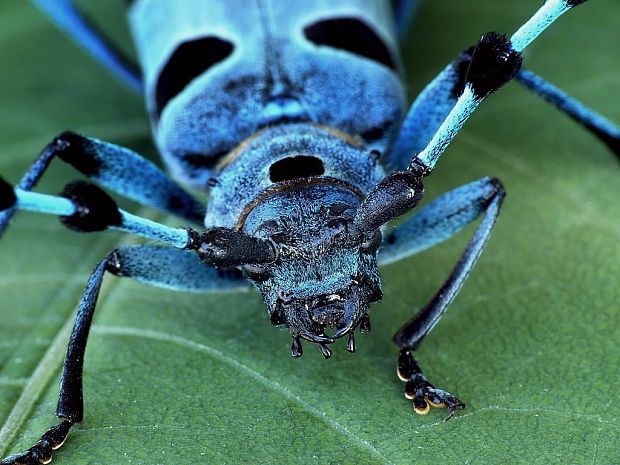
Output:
top-left (242, 183), bottom-right (383, 358)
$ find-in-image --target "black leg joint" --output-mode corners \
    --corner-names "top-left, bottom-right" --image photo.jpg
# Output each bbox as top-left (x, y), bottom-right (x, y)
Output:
top-left (105, 249), bottom-right (123, 275)
top-left (60, 181), bottom-right (122, 232)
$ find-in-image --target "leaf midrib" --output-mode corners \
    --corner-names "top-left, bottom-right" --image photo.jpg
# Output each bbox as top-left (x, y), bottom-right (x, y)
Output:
top-left (90, 324), bottom-right (397, 465)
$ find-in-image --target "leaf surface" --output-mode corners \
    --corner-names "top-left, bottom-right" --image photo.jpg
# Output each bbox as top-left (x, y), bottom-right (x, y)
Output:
top-left (1, 1), bottom-right (619, 464)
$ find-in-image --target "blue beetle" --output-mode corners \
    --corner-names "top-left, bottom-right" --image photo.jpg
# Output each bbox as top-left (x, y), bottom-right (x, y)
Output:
top-left (1, 0), bottom-right (618, 463)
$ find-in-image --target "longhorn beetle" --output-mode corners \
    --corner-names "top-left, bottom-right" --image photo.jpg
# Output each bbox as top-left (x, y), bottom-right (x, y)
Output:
top-left (1, 0), bottom-right (619, 464)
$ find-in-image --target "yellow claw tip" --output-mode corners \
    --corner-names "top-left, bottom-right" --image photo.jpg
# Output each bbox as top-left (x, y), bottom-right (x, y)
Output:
top-left (51, 438), bottom-right (66, 451)
top-left (413, 403), bottom-right (430, 415)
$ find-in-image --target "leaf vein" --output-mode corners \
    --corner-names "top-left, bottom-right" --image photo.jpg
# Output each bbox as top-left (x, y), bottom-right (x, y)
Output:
top-left (91, 324), bottom-right (396, 465)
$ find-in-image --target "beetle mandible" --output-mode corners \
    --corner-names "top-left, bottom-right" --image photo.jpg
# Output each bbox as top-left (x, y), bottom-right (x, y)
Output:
top-left (1, 0), bottom-right (619, 464)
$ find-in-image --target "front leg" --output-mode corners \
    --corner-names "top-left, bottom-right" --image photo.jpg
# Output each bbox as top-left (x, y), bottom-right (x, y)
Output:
top-left (386, 177), bottom-right (505, 418)
top-left (0, 246), bottom-right (246, 465)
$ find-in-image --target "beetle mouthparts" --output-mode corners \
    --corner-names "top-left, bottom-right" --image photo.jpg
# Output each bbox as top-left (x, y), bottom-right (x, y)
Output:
top-left (288, 286), bottom-right (371, 358)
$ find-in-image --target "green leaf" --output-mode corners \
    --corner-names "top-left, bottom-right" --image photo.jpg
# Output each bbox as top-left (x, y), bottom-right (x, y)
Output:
top-left (1, 1), bottom-right (619, 464)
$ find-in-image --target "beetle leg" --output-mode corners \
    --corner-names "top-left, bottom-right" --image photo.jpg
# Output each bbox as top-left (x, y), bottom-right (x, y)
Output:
top-left (389, 177), bottom-right (504, 418)
top-left (398, 349), bottom-right (465, 420)
top-left (0, 246), bottom-right (245, 465)
top-left (0, 257), bottom-right (108, 465)
top-left (515, 70), bottom-right (620, 158)
top-left (379, 176), bottom-right (502, 265)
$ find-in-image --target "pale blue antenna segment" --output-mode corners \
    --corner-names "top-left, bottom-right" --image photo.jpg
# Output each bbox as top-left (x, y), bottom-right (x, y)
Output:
top-left (410, 0), bottom-right (584, 173)
top-left (30, 0), bottom-right (142, 92)
top-left (15, 189), bottom-right (77, 216)
top-left (411, 85), bottom-right (480, 172)
top-left (510, 0), bottom-right (571, 53)
top-left (116, 211), bottom-right (190, 249)
top-left (390, 60), bottom-right (459, 169)
top-left (12, 188), bottom-right (190, 249)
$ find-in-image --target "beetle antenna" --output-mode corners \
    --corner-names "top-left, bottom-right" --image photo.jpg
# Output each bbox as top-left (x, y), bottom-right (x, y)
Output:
top-left (348, 171), bottom-right (424, 241)
top-left (409, 0), bottom-right (591, 176)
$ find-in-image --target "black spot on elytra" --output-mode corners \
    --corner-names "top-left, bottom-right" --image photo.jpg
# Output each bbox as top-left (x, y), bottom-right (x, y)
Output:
top-left (156, 37), bottom-right (234, 117)
top-left (304, 18), bottom-right (396, 71)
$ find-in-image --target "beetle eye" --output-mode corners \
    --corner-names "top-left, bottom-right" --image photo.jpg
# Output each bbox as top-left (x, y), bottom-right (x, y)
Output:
top-left (303, 18), bottom-right (396, 71)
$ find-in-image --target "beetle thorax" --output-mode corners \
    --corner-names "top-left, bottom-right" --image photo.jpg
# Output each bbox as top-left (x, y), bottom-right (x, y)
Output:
top-left (202, 123), bottom-right (387, 356)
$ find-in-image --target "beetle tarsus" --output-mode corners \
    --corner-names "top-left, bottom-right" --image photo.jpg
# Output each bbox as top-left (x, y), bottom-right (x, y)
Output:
top-left (397, 349), bottom-right (465, 419)
top-left (0, 419), bottom-right (73, 465)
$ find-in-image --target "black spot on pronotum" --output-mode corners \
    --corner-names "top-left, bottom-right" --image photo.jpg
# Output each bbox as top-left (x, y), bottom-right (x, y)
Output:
top-left (466, 32), bottom-right (523, 99)
top-left (565, 0), bottom-right (587, 6)
top-left (0, 177), bottom-right (16, 211)
top-left (156, 37), bottom-right (234, 116)
top-left (304, 18), bottom-right (396, 71)
top-left (60, 181), bottom-right (122, 232)
top-left (269, 156), bottom-right (325, 182)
